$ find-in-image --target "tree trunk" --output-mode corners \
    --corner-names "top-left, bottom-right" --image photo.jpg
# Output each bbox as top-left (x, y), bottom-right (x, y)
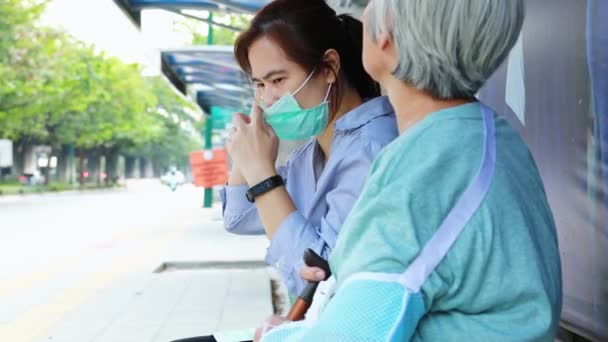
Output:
top-left (55, 145), bottom-right (69, 183)
top-left (42, 142), bottom-right (60, 186)
top-left (139, 157), bottom-right (147, 179)
top-left (12, 139), bottom-right (26, 176)
top-left (87, 149), bottom-right (99, 185)
top-left (95, 147), bottom-right (108, 186)
top-left (105, 147), bottom-right (120, 185)
top-left (67, 145), bottom-right (75, 185)
top-left (144, 158), bottom-right (154, 178)
top-left (152, 159), bottom-right (162, 178)
top-left (78, 148), bottom-right (86, 185)
top-left (125, 156), bottom-right (136, 179)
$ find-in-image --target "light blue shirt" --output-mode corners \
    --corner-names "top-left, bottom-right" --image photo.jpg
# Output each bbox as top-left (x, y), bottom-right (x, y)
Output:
top-left (219, 96), bottom-right (398, 296)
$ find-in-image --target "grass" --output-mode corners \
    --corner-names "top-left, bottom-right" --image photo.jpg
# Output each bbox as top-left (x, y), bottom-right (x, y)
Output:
top-left (0, 183), bottom-right (26, 195)
top-left (0, 181), bottom-right (122, 196)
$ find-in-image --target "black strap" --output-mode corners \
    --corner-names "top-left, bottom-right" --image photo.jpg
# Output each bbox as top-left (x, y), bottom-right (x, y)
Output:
top-left (246, 175), bottom-right (284, 202)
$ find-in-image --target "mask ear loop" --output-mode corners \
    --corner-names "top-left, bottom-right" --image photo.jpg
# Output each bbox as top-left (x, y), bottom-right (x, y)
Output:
top-left (323, 83), bottom-right (333, 102)
top-left (325, 82), bottom-right (337, 119)
top-left (257, 68), bottom-right (317, 108)
top-left (294, 68), bottom-right (333, 105)
top-left (292, 67), bottom-right (317, 96)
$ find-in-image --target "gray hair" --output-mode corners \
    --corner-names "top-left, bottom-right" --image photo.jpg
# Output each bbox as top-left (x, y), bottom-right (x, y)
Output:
top-left (368, 0), bottom-right (525, 99)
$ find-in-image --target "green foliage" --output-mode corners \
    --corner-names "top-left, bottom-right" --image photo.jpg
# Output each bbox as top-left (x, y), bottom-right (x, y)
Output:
top-left (131, 77), bottom-right (202, 170)
top-left (1, 0), bottom-right (204, 173)
top-left (0, 0), bottom-right (49, 139)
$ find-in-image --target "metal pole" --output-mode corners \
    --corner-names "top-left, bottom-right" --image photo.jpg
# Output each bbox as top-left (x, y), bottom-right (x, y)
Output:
top-left (68, 144), bottom-right (75, 185)
top-left (203, 11), bottom-right (215, 208)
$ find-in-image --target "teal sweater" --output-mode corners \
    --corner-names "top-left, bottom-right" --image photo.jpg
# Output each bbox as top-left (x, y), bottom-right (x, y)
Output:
top-left (328, 102), bottom-right (562, 341)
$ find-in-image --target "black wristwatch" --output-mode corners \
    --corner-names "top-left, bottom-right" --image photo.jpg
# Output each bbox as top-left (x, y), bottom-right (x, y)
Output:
top-left (246, 175), bottom-right (285, 203)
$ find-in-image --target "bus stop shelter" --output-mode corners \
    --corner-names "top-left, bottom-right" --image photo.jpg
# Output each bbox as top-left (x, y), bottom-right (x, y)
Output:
top-left (112, 1), bottom-right (608, 340)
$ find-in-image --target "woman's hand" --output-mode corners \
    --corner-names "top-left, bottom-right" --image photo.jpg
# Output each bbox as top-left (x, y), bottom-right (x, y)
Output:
top-left (227, 160), bottom-right (247, 186)
top-left (299, 265), bottom-right (327, 282)
top-left (253, 315), bottom-right (289, 341)
top-left (225, 104), bottom-right (279, 186)
top-left (252, 267), bottom-right (327, 341)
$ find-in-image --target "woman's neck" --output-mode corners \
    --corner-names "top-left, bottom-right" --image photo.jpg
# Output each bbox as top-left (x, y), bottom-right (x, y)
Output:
top-left (317, 87), bottom-right (363, 162)
top-left (384, 78), bottom-right (473, 134)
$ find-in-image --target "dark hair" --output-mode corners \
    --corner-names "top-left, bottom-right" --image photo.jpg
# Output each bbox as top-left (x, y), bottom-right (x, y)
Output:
top-left (234, 0), bottom-right (380, 114)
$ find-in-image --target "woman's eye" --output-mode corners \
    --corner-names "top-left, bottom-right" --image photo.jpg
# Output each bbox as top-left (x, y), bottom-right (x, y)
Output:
top-left (272, 78), bottom-right (284, 85)
top-left (255, 82), bottom-right (264, 89)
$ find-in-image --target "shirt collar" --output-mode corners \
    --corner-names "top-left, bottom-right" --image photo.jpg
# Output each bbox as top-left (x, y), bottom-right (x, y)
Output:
top-left (334, 96), bottom-right (394, 132)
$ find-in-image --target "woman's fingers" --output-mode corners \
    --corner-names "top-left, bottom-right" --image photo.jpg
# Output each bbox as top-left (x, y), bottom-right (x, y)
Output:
top-left (250, 102), bottom-right (264, 124)
top-left (232, 112), bottom-right (249, 128)
top-left (299, 265), bottom-right (326, 282)
top-left (253, 315), bottom-right (288, 341)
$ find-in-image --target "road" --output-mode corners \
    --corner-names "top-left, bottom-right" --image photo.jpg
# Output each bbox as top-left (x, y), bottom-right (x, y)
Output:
top-left (0, 180), bottom-right (271, 342)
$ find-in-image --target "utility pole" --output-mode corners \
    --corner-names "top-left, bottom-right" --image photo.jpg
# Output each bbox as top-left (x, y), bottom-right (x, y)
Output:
top-left (203, 11), bottom-right (215, 208)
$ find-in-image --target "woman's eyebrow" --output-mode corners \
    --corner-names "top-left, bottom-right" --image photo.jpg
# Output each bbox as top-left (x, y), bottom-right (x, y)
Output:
top-left (251, 69), bottom-right (287, 82)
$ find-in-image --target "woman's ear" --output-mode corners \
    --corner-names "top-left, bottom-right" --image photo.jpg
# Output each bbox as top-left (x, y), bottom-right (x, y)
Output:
top-left (322, 49), bottom-right (340, 84)
top-left (378, 32), bottom-right (399, 71)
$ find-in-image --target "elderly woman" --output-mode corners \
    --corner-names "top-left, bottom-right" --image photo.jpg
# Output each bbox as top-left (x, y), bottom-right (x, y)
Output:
top-left (258, 0), bottom-right (562, 341)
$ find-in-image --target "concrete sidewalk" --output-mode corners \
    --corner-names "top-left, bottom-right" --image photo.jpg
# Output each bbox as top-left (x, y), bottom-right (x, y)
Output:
top-left (29, 203), bottom-right (280, 342)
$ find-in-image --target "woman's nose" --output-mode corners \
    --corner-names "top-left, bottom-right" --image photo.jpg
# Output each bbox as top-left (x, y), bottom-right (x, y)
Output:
top-left (263, 88), bottom-right (280, 107)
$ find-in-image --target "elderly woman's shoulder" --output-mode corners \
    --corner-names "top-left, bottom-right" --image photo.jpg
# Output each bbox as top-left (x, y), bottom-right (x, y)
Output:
top-left (369, 110), bottom-right (488, 183)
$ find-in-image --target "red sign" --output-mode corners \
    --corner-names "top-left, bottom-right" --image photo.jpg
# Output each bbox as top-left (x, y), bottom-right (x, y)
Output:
top-left (189, 149), bottom-right (229, 188)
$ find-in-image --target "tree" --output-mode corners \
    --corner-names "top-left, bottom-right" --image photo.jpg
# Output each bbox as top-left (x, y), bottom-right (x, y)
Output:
top-left (132, 76), bottom-right (202, 177)
top-left (2, 1), bottom-right (203, 185)
top-left (0, 0), bottom-right (49, 140)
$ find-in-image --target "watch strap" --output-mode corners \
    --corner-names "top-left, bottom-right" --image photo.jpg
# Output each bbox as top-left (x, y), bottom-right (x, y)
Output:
top-left (246, 175), bottom-right (284, 202)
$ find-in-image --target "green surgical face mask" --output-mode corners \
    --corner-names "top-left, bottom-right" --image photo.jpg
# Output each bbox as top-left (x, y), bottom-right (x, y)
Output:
top-left (259, 70), bottom-right (332, 141)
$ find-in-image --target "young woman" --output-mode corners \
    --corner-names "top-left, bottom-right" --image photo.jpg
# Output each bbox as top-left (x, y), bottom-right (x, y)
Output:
top-left (221, 0), bottom-right (398, 298)
top-left (171, 1), bottom-right (398, 341)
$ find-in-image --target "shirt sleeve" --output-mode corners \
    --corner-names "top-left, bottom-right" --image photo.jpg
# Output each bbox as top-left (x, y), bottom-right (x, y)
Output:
top-left (220, 165), bottom-right (288, 236)
top-left (265, 141), bottom-right (385, 296)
